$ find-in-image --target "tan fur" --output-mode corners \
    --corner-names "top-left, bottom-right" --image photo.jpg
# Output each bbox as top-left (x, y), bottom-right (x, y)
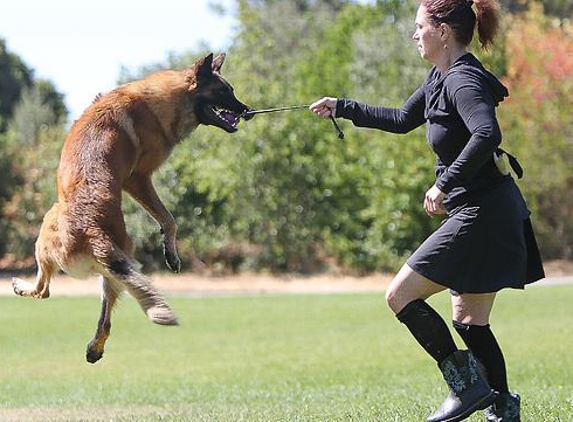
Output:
top-left (13, 53), bottom-right (251, 363)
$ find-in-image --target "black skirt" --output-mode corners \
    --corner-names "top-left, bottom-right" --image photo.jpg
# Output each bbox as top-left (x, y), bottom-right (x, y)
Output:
top-left (407, 178), bottom-right (545, 294)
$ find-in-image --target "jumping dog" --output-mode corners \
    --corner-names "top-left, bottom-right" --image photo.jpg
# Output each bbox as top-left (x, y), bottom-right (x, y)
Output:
top-left (12, 53), bottom-right (252, 363)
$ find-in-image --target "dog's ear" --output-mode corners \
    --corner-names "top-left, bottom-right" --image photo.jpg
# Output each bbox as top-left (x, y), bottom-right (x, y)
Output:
top-left (212, 53), bottom-right (226, 73)
top-left (196, 53), bottom-right (214, 81)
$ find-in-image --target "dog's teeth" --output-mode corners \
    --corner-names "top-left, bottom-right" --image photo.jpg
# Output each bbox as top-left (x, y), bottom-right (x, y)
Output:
top-left (212, 107), bottom-right (238, 127)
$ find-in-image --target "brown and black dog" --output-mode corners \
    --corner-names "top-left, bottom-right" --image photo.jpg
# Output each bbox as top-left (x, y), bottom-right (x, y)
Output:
top-left (12, 52), bottom-right (252, 363)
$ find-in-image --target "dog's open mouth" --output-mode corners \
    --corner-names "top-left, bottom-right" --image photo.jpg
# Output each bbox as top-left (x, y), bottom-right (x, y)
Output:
top-left (213, 106), bottom-right (239, 129)
top-left (197, 101), bottom-right (251, 133)
top-left (201, 106), bottom-right (241, 133)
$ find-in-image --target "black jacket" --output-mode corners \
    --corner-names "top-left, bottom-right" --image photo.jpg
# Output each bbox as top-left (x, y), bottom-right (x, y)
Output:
top-left (336, 53), bottom-right (510, 209)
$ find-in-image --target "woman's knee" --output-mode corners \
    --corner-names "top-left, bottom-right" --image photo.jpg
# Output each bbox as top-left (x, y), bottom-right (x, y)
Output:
top-left (452, 310), bottom-right (489, 326)
top-left (451, 293), bottom-right (496, 325)
top-left (384, 282), bottom-right (402, 313)
top-left (452, 304), bottom-right (473, 324)
top-left (385, 268), bottom-right (430, 314)
top-left (385, 264), bottom-right (447, 314)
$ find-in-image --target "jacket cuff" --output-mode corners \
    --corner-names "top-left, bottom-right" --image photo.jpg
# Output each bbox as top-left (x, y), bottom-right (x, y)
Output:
top-left (435, 172), bottom-right (457, 194)
top-left (335, 98), bottom-right (354, 119)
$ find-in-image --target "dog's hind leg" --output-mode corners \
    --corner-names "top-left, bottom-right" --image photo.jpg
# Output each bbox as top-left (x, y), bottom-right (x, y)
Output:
top-left (94, 243), bottom-right (178, 326)
top-left (123, 174), bottom-right (181, 272)
top-left (86, 276), bottom-right (123, 363)
top-left (12, 259), bottom-right (55, 299)
top-left (120, 269), bottom-right (179, 326)
top-left (13, 205), bottom-right (59, 299)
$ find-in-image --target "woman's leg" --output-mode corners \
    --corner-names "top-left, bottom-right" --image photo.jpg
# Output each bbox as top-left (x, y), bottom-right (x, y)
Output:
top-left (385, 265), bottom-right (496, 422)
top-left (450, 293), bottom-right (521, 421)
top-left (451, 293), bottom-right (509, 394)
top-left (450, 291), bottom-right (496, 325)
top-left (385, 263), bottom-right (456, 364)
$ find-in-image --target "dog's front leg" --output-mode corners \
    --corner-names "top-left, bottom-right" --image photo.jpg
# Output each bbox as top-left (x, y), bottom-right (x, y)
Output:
top-left (124, 174), bottom-right (181, 272)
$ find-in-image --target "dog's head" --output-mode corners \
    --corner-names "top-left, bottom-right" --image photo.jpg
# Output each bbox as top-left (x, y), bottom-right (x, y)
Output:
top-left (188, 53), bottom-right (253, 133)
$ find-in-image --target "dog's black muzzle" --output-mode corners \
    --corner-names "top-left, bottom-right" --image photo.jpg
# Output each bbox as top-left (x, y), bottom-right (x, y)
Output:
top-left (241, 108), bottom-right (256, 121)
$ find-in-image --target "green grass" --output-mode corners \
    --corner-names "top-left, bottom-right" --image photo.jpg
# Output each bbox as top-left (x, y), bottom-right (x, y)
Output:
top-left (1, 284), bottom-right (572, 421)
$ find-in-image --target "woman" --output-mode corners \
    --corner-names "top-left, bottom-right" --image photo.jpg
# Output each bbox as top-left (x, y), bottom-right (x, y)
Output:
top-left (310, 1), bottom-right (544, 421)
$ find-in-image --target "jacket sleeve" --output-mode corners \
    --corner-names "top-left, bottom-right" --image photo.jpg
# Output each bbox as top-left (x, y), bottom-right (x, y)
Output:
top-left (335, 88), bottom-right (426, 134)
top-left (435, 79), bottom-right (502, 194)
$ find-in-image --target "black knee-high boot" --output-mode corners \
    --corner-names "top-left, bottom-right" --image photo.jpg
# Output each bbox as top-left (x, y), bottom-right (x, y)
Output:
top-left (427, 349), bottom-right (497, 422)
top-left (484, 393), bottom-right (521, 422)
top-left (396, 300), bottom-right (496, 422)
top-left (453, 322), bottom-right (520, 422)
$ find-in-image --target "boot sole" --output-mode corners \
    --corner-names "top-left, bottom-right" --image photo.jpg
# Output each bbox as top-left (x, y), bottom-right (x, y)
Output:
top-left (439, 391), bottom-right (498, 422)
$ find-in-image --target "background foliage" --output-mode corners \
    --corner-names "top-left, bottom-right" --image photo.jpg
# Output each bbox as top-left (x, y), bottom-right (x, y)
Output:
top-left (0, 0), bottom-right (571, 273)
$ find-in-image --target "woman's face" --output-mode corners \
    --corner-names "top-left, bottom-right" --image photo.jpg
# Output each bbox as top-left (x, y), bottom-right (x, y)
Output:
top-left (413, 6), bottom-right (443, 63)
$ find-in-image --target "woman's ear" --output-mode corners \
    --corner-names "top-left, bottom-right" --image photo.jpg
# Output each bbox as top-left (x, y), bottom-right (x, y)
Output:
top-left (439, 23), bottom-right (451, 41)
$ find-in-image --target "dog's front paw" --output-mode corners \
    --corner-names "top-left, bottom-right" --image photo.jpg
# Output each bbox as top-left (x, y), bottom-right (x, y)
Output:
top-left (164, 248), bottom-right (181, 273)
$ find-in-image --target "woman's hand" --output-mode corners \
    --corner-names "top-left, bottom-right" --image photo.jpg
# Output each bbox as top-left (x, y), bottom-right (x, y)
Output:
top-left (424, 184), bottom-right (446, 217)
top-left (309, 97), bottom-right (337, 118)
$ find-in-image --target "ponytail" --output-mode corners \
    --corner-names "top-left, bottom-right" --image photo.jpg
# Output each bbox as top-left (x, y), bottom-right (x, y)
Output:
top-left (474, 0), bottom-right (500, 48)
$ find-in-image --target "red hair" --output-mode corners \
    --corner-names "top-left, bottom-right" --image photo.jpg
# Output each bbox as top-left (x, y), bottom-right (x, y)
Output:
top-left (421, 0), bottom-right (500, 48)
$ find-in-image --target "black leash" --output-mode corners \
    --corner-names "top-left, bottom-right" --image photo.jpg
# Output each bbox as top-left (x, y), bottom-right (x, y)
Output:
top-left (242, 105), bottom-right (310, 115)
top-left (241, 105), bottom-right (344, 139)
top-left (329, 115), bottom-right (344, 140)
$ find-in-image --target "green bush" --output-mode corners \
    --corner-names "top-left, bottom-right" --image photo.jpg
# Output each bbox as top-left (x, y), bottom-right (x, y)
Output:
top-left (1, 0), bottom-right (571, 271)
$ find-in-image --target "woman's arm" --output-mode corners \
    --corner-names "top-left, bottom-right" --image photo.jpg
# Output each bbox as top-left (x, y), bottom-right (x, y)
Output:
top-left (435, 81), bottom-right (502, 194)
top-left (310, 88), bottom-right (426, 134)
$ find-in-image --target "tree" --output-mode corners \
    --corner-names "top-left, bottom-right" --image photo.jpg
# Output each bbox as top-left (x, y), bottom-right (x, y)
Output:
top-left (500, 0), bottom-right (573, 18)
top-left (114, 0), bottom-right (451, 273)
top-left (0, 38), bottom-right (33, 132)
top-left (499, 3), bottom-right (573, 259)
top-left (5, 0), bottom-right (569, 272)
top-left (2, 126), bottom-right (63, 258)
top-left (0, 38), bottom-right (68, 262)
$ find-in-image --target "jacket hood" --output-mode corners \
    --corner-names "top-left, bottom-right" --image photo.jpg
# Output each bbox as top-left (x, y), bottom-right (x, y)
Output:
top-left (447, 53), bottom-right (508, 106)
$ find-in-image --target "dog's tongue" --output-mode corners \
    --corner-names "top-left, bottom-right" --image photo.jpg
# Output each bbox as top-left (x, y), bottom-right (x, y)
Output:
top-left (221, 111), bottom-right (238, 125)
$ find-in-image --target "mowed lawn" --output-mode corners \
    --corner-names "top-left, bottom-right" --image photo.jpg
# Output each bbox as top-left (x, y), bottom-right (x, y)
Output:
top-left (0, 284), bottom-right (572, 422)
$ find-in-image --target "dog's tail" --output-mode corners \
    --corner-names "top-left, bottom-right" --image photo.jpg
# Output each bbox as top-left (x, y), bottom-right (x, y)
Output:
top-left (92, 237), bottom-right (179, 326)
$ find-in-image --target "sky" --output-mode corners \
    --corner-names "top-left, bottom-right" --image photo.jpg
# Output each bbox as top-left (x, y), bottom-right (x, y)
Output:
top-left (0, 0), bottom-right (237, 120)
